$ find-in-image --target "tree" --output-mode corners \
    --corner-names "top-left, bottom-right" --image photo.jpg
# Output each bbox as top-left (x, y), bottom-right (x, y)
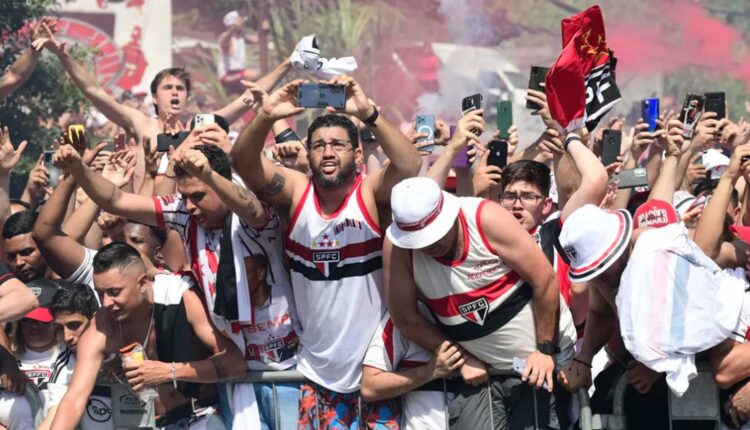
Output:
top-left (0, 0), bottom-right (90, 197)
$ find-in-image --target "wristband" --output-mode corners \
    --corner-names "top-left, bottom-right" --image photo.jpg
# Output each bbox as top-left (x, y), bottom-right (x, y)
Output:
top-left (171, 362), bottom-right (178, 388)
top-left (275, 128), bottom-right (300, 144)
top-left (363, 107), bottom-right (379, 127)
top-left (563, 135), bottom-right (581, 152)
top-left (573, 358), bottom-right (592, 368)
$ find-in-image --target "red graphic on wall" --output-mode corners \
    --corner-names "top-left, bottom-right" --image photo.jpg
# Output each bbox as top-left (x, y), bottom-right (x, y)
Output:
top-left (115, 26), bottom-right (148, 91)
top-left (56, 17), bottom-right (122, 88)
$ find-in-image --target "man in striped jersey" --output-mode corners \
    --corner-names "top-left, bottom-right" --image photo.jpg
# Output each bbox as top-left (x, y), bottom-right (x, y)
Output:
top-left (232, 76), bottom-right (422, 427)
top-left (385, 176), bottom-right (577, 430)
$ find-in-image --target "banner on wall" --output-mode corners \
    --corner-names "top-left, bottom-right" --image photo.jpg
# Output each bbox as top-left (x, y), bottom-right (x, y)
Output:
top-left (56, 0), bottom-right (172, 93)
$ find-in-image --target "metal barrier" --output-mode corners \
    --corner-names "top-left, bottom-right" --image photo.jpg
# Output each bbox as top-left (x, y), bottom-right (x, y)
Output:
top-left (589, 366), bottom-right (722, 430)
top-left (239, 369), bottom-right (595, 430)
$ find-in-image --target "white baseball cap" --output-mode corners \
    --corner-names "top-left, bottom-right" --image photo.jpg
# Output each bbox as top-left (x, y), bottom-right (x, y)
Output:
top-left (223, 11), bottom-right (240, 27)
top-left (559, 204), bottom-right (633, 282)
top-left (701, 149), bottom-right (729, 180)
top-left (386, 177), bottom-right (460, 249)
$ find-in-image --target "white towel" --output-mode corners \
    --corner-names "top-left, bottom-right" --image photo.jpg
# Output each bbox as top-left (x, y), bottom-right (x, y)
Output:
top-left (290, 35), bottom-right (358, 79)
top-left (196, 212), bottom-right (253, 324)
top-left (229, 382), bottom-right (261, 430)
top-left (617, 223), bottom-right (746, 396)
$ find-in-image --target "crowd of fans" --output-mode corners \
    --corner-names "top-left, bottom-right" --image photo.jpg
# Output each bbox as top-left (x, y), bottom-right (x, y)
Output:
top-left (0, 10), bottom-right (749, 430)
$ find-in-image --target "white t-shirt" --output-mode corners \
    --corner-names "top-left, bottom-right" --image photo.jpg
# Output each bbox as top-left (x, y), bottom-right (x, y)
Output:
top-left (363, 306), bottom-right (448, 430)
top-left (0, 343), bottom-right (72, 429)
top-left (232, 282), bottom-right (299, 371)
top-left (66, 247), bottom-right (97, 289)
top-left (46, 350), bottom-right (113, 430)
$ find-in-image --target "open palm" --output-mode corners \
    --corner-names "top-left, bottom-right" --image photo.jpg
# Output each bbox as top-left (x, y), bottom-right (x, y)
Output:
top-left (262, 80), bottom-right (305, 120)
top-left (0, 126), bottom-right (27, 174)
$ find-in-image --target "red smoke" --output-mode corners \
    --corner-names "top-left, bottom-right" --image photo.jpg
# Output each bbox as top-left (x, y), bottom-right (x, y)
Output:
top-left (608, 1), bottom-right (749, 85)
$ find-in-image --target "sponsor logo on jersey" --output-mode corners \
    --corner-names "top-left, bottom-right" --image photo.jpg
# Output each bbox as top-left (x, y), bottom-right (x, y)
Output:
top-left (312, 250), bottom-right (340, 277)
top-left (87, 398), bottom-right (112, 423)
top-left (458, 297), bottom-right (489, 325)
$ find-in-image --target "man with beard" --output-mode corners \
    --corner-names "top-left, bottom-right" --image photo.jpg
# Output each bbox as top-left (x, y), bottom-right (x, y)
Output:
top-left (230, 76), bottom-right (421, 427)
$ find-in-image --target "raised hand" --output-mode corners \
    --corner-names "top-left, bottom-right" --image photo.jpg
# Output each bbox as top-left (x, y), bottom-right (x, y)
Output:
top-left (261, 80), bottom-right (306, 121)
top-left (239, 80), bottom-right (269, 111)
top-left (24, 156), bottom-right (49, 199)
top-left (325, 75), bottom-right (373, 120)
top-left (472, 148), bottom-right (502, 198)
top-left (31, 19), bottom-right (66, 54)
top-left (0, 126), bottom-right (27, 175)
top-left (451, 109), bottom-right (484, 164)
top-left (53, 144), bottom-right (83, 173)
top-left (143, 138), bottom-right (161, 178)
top-left (526, 88), bottom-right (556, 129)
top-left (175, 148), bottom-right (213, 182)
top-left (101, 150), bottom-right (136, 188)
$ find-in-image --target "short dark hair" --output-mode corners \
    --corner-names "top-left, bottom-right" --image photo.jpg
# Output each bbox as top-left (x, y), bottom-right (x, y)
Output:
top-left (499, 160), bottom-right (551, 197)
top-left (174, 144), bottom-right (232, 180)
top-left (150, 68), bottom-right (191, 115)
top-left (9, 199), bottom-right (31, 211)
top-left (150, 67), bottom-right (191, 96)
top-left (2, 210), bottom-right (38, 239)
top-left (93, 242), bottom-right (145, 275)
top-left (307, 115), bottom-right (359, 150)
top-left (694, 178), bottom-right (739, 207)
top-left (49, 282), bottom-right (99, 319)
top-left (126, 221), bottom-right (168, 246)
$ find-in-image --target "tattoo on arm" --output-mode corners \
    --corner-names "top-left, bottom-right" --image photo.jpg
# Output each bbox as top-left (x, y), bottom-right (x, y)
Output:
top-left (209, 355), bottom-right (228, 382)
top-left (258, 173), bottom-right (286, 199)
top-left (232, 182), bottom-right (264, 218)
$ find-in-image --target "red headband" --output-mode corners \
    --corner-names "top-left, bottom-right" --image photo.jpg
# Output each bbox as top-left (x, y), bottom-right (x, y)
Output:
top-left (395, 194), bottom-right (444, 232)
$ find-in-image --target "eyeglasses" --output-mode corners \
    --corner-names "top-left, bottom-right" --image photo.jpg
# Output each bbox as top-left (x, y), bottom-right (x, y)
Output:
top-left (309, 139), bottom-right (353, 154)
top-left (498, 192), bottom-right (544, 209)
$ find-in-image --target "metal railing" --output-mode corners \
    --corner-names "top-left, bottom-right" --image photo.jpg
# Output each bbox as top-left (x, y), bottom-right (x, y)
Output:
top-left (240, 369), bottom-right (595, 430)
top-left (19, 369), bottom-right (596, 429)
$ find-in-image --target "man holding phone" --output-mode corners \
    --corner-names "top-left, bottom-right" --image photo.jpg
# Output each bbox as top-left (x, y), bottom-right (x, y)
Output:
top-left (35, 22), bottom-right (291, 188)
top-left (231, 75), bottom-right (421, 427)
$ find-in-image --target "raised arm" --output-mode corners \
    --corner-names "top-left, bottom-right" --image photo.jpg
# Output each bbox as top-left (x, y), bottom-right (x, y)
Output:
top-left (214, 59), bottom-right (292, 125)
top-left (694, 143), bottom-right (750, 267)
top-left (322, 75), bottom-right (421, 205)
top-left (175, 148), bottom-right (268, 228)
top-left (0, 127), bottom-right (27, 230)
top-left (40, 25), bottom-right (148, 135)
top-left (0, 47), bottom-right (41, 101)
top-left (648, 119), bottom-right (684, 203)
top-left (231, 81), bottom-right (309, 209)
top-left (427, 111), bottom-right (482, 187)
top-left (559, 131), bottom-right (608, 222)
top-left (55, 145), bottom-right (158, 226)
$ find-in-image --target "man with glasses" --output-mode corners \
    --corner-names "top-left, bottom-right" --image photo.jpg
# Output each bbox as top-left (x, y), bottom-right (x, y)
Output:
top-left (498, 143), bottom-right (608, 312)
top-left (231, 76), bottom-right (421, 428)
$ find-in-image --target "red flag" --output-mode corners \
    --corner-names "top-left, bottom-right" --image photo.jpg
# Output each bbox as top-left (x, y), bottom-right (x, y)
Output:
top-left (546, 5), bottom-right (620, 131)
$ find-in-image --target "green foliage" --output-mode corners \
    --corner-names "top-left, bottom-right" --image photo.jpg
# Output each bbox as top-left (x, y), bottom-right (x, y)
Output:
top-left (0, 0), bottom-right (89, 191)
top-left (663, 67), bottom-right (747, 122)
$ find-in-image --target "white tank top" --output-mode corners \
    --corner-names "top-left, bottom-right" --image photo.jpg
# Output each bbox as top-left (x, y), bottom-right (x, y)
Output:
top-left (218, 34), bottom-right (247, 76)
top-left (412, 198), bottom-right (532, 342)
top-left (286, 176), bottom-right (385, 393)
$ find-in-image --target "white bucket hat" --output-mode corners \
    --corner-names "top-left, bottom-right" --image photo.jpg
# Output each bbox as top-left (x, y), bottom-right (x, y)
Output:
top-left (559, 204), bottom-right (633, 282)
top-left (386, 177), bottom-right (460, 249)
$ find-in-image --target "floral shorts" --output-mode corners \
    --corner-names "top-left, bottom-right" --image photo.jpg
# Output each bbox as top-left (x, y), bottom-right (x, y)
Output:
top-left (298, 382), bottom-right (400, 429)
